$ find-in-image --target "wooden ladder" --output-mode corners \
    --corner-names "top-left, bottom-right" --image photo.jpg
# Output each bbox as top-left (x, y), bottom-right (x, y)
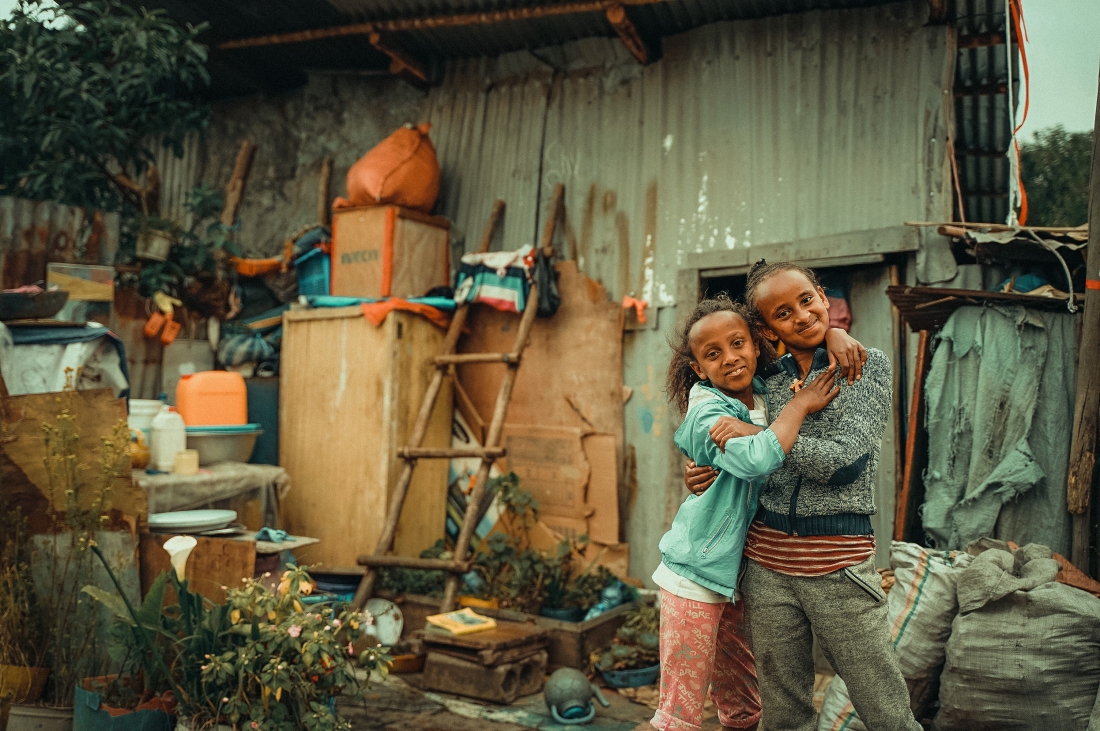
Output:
top-left (353, 185), bottom-right (565, 612)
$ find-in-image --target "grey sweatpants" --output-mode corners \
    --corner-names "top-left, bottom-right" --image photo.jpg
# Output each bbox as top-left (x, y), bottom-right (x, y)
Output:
top-left (741, 557), bottom-right (921, 731)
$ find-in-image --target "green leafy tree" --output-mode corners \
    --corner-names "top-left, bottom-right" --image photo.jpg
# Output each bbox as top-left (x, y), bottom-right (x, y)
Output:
top-left (0, 0), bottom-right (210, 210)
top-left (1020, 125), bottom-right (1093, 227)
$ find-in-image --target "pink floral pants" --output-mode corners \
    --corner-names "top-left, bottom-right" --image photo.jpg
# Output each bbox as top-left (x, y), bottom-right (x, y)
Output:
top-left (650, 590), bottom-right (761, 730)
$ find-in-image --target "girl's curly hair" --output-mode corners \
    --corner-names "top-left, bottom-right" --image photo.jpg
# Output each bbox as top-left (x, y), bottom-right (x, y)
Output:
top-left (666, 295), bottom-right (760, 415)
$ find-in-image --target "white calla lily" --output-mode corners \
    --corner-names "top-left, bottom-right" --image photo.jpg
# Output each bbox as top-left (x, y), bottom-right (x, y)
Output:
top-left (163, 535), bottom-right (198, 581)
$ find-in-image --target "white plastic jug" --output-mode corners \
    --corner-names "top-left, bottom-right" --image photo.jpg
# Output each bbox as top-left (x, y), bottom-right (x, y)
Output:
top-left (151, 405), bottom-right (187, 472)
top-left (128, 399), bottom-right (164, 447)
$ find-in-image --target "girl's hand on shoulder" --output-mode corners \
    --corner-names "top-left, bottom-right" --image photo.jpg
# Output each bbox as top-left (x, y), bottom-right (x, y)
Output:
top-left (709, 415), bottom-right (764, 452)
top-left (824, 327), bottom-right (867, 385)
top-left (792, 368), bottom-right (840, 414)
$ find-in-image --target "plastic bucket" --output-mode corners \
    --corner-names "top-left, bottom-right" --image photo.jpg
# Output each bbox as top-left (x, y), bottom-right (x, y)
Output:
top-left (127, 400), bottom-right (163, 446)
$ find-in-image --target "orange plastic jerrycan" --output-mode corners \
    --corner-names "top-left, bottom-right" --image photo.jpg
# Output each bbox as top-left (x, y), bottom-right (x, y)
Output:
top-left (176, 371), bottom-right (247, 426)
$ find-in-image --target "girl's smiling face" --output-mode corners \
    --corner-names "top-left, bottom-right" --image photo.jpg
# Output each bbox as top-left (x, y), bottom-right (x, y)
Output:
top-left (688, 310), bottom-right (759, 400)
top-left (754, 269), bottom-right (831, 353)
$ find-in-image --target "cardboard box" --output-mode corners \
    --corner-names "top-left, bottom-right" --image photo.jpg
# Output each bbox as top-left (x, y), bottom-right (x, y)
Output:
top-left (331, 205), bottom-right (450, 299)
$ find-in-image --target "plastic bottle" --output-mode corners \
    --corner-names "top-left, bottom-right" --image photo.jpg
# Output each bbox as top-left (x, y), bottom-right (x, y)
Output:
top-left (151, 405), bottom-right (187, 472)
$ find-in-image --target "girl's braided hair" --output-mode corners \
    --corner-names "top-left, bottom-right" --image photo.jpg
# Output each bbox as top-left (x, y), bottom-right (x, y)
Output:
top-left (743, 258), bottom-right (821, 334)
top-left (666, 295), bottom-right (756, 415)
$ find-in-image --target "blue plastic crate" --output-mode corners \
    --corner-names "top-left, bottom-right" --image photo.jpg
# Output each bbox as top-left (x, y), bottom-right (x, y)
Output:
top-left (295, 247), bottom-right (330, 296)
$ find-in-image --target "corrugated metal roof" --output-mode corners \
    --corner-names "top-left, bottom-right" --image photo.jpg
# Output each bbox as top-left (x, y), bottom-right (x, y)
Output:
top-left (423, 0), bottom-right (953, 307)
top-left (953, 0), bottom-right (1018, 224)
top-left (127, 0), bottom-right (903, 95)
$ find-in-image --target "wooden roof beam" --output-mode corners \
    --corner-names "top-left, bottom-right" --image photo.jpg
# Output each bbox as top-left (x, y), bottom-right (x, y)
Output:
top-left (217, 0), bottom-right (674, 51)
top-left (606, 5), bottom-right (647, 64)
top-left (369, 31), bottom-right (428, 82)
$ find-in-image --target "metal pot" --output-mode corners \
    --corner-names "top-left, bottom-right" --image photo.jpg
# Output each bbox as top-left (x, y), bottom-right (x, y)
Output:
top-left (543, 668), bottom-right (609, 725)
top-left (136, 229), bottom-right (173, 261)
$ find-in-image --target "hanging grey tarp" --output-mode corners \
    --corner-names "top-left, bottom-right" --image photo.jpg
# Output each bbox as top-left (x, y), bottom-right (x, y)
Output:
top-left (922, 305), bottom-right (1076, 556)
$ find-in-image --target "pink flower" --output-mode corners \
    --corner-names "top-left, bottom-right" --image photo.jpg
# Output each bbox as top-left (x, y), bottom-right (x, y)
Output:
top-left (251, 723), bottom-right (258, 729)
top-left (347, 641), bottom-right (355, 656)
top-left (332, 619), bottom-right (341, 627)
top-left (287, 625), bottom-right (302, 638)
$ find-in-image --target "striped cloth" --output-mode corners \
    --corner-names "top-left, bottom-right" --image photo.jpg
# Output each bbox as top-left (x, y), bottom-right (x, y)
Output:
top-left (743, 521), bottom-right (875, 577)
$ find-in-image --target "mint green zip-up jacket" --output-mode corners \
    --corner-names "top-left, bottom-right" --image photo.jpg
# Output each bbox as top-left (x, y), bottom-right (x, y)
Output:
top-left (658, 380), bottom-right (785, 600)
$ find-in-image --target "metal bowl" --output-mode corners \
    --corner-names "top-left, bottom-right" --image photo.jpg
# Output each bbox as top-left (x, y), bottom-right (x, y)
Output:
top-left (0, 290), bottom-right (69, 321)
top-left (185, 429), bottom-right (262, 465)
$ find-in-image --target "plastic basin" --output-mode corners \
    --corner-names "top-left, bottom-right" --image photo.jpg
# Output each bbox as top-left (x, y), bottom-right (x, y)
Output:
top-left (600, 664), bottom-right (660, 688)
top-left (185, 427), bottom-right (262, 465)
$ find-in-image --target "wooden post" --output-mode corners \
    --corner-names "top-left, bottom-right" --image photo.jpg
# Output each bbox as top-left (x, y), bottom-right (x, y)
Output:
top-left (1066, 66), bottom-right (1100, 571)
top-left (221, 140), bottom-right (256, 228)
top-left (606, 5), bottom-right (648, 64)
top-left (895, 330), bottom-right (932, 542)
top-left (317, 157), bottom-right (333, 226)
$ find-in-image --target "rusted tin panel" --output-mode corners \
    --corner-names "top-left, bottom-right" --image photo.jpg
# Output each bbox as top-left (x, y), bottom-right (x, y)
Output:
top-left (0, 197), bottom-right (120, 289)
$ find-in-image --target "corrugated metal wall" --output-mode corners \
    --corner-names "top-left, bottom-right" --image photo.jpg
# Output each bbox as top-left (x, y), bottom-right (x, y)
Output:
top-left (0, 197), bottom-right (120, 290)
top-left (422, 0), bottom-right (953, 578)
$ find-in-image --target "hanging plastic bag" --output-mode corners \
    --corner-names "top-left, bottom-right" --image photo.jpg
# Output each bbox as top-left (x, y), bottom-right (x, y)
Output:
top-left (533, 251), bottom-right (561, 318)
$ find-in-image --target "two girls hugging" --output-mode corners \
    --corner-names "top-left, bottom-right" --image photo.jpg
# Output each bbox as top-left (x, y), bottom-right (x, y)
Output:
top-left (652, 260), bottom-right (921, 731)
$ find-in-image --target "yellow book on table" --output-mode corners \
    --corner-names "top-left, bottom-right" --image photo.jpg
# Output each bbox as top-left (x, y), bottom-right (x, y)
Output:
top-left (425, 608), bottom-right (497, 636)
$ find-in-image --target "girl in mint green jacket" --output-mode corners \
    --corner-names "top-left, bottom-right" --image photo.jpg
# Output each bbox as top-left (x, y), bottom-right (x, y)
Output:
top-left (651, 296), bottom-right (838, 731)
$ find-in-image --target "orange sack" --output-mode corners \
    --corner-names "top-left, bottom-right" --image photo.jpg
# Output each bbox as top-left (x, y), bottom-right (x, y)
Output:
top-left (333, 122), bottom-right (440, 213)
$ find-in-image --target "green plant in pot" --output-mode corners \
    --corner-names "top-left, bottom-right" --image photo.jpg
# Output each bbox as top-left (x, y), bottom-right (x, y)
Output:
top-left (541, 539), bottom-right (617, 623)
top-left (590, 604), bottom-right (660, 689)
top-left (84, 542), bottom-right (389, 731)
top-left (135, 185), bottom-right (240, 319)
top-left (0, 505), bottom-right (49, 725)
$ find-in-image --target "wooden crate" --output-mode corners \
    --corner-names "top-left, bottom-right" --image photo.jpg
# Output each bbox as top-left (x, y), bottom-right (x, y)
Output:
top-left (330, 205), bottom-right (450, 299)
top-left (279, 307), bottom-right (453, 570)
top-left (391, 593), bottom-right (644, 670)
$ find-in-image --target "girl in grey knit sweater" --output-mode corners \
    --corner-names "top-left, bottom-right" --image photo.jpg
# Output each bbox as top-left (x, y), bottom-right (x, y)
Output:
top-left (698, 261), bottom-right (920, 731)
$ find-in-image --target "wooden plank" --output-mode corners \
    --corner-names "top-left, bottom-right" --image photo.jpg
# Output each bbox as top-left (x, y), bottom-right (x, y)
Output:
top-left (283, 305), bottom-right (363, 323)
top-left (436, 352), bottom-right (519, 365)
top-left (400, 447), bottom-right (505, 460)
top-left (317, 157), bottom-right (333, 226)
top-left (686, 225), bottom-right (919, 271)
top-left (583, 433), bottom-right (620, 544)
top-left (895, 330), bottom-right (932, 542)
top-left (139, 534), bottom-right (255, 604)
top-left (1068, 67), bottom-right (1100, 571)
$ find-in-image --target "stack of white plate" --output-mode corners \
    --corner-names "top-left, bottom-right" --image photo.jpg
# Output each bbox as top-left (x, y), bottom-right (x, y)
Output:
top-left (148, 509), bottom-right (238, 534)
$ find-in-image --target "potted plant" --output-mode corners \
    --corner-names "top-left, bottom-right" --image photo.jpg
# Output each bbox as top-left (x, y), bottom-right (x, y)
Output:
top-left (591, 604), bottom-right (660, 689)
top-left (83, 537), bottom-right (388, 731)
top-left (0, 505), bottom-right (49, 728)
top-left (541, 541), bottom-right (617, 623)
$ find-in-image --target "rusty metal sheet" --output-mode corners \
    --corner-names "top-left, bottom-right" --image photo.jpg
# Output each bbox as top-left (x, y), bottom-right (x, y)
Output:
top-left (0, 197), bottom-right (120, 290)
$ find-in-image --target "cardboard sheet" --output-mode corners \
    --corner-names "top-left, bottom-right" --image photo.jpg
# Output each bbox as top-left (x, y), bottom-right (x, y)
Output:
top-left (502, 424), bottom-right (589, 520)
top-left (1, 387), bottom-right (141, 532)
top-left (583, 433), bottom-right (620, 545)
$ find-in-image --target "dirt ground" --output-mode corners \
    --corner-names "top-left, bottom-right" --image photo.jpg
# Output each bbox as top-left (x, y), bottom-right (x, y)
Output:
top-left (338, 671), bottom-right (729, 731)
